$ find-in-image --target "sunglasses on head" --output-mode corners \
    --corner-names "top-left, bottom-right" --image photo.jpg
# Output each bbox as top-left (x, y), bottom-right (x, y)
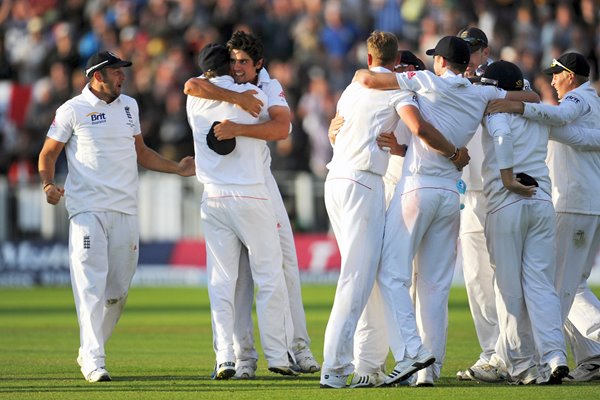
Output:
top-left (394, 63), bottom-right (410, 70)
top-left (463, 37), bottom-right (487, 47)
top-left (478, 77), bottom-right (498, 86)
top-left (550, 58), bottom-right (574, 74)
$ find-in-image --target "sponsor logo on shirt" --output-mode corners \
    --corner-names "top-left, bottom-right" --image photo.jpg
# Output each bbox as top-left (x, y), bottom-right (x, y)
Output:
top-left (124, 106), bottom-right (135, 127)
top-left (407, 71), bottom-right (417, 79)
top-left (86, 111), bottom-right (107, 125)
top-left (83, 235), bottom-right (91, 249)
top-left (564, 95), bottom-right (580, 104)
top-left (279, 90), bottom-right (286, 99)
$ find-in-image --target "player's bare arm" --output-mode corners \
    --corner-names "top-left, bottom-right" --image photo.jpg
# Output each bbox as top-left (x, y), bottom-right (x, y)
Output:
top-left (400, 105), bottom-right (470, 170)
top-left (38, 137), bottom-right (66, 205)
top-left (353, 69), bottom-right (400, 90)
top-left (376, 132), bottom-right (407, 156)
top-left (328, 113), bottom-right (344, 145)
top-left (134, 134), bottom-right (195, 176)
top-left (214, 105), bottom-right (290, 141)
top-left (500, 168), bottom-right (536, 197)
top-left (183, 77), bottom-right (263, 117)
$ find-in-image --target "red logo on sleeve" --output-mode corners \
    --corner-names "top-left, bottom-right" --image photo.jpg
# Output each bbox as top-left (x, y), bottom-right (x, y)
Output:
top-left (407, 71), bottom-right (417, 79)
top-left (279, 90), bottom-right (286, 98)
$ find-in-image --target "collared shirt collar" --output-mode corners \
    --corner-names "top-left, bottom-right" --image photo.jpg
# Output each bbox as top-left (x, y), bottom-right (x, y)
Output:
top-left (257, 68), bottom-right (270, 87)
top-left (82, 84), bottom-right (122, 106)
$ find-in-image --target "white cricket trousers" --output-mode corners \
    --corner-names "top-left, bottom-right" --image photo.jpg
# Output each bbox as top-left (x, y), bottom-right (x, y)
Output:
top-left (554, 212), bottom-right (600, 363)
top-left (232, 171), bottom-right (311, 368)
top-left (486, 194), bottom-right (567, 379)
top-left (459, 190), bottom-right (499, 364)
top-left (201, 183), bottom-right (293, 368)
top-left (379, 175), bottom-right (460, 380)
top-left (352, 175), bottom-right (398, 375)
top-left (322, 170), bottom-right (385, 376)
top-left (69, 211), bottom-right (138, 377)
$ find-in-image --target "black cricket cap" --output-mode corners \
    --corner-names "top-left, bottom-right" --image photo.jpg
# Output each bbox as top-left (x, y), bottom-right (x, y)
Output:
top-left (458, 27), bottom-right (489, 52)
top-left (398, 50), bottom-right (426, 70)
top-left (85, 51), bottom-right (132, 78)
top-left (543, 52), bottom-right (590, 77)
top-left (198, 43), bottom-right (230, 74)
top-left (426, 36), bottom-right (470, 65)
top-left (482, 60), bottom-right (524, 91)
top-left (206, 121), bottom-right (236, 155)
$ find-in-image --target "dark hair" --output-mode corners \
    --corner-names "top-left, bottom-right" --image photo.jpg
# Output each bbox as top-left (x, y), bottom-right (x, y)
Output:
top-left (204, 64), bottom-right (230, 78)
top-left (227, 31), bottom-right (264, 65)
top-left (447, 61), bottom-right (467, 74)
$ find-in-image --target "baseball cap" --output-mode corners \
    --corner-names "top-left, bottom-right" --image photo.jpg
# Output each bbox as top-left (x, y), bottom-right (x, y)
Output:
top-left (397, 50), bottom-right (426, 70)
top-left (206, 121), bottom-right (236, 155)
top-left (543, 52), bottom-right (590, 77)
top-left (482, 60), bottom-right (524, 91)
top-left (85, 51), bottom-right (132, 77)
top-left (458, 27), bottom-right (488, 52)
top-left (198, 43), bottom-right (230, 74)
top-left (426, 36), bottom-right (470, 65)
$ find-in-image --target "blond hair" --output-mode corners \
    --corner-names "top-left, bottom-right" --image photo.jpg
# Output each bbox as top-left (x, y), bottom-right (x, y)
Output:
top-left (367, 31), bottom-right (399, 66)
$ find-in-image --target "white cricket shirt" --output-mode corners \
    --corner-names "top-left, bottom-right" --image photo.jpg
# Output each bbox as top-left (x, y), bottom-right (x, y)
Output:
top-left (523, 82), bottom-right (600, 214)
top-left (47, 84), bottom-right (141, 218)
top-left (255, 68), bottom-right (290, 169)
top-left (186, 75), bottom-right (270, 185)
top-left (327, 66), bottom-right (412, 176)
top-left (395, 70), bottom-right (506, 182)
top-left (482, 112), bottom-right (552, 213)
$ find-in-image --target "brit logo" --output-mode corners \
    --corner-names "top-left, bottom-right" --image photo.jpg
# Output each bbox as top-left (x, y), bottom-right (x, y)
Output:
top-left (83, 235), bottom-right (91, 249)
top-left (407, 71), bottom-right (417, 79)
top-left (86, 111), bottom-right (107, 125)
top-left (124, 106), bottom-right (132, 120)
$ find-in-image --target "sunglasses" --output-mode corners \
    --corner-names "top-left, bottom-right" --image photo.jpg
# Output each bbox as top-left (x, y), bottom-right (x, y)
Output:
top-left (463, 37), bottom-right (487, 47)
top-left (550, 58), bottom-right (574, 74)
top-left (394, 63), bottom-right (410, 70)
top-left (479, 77), bottom-right (498, 86)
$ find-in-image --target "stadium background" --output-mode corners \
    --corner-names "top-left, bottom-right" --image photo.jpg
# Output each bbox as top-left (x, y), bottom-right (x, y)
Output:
top-left (1, 0), bottom-right (600, 286)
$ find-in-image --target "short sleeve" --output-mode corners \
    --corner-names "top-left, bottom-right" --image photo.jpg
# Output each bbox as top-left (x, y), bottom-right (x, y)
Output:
top-left (47, 103), bottom-right (75, 143)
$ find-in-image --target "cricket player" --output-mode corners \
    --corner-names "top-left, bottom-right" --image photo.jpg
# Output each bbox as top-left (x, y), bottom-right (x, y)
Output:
top-left (38, 51), bottom-right (195, 382)
top-left (455, 27), bottom-right (505, 382)
top-left (184, 43), bottom-right (295, 379)
top-left (321, 32), bottom-right (466, 389)
top-left (487, 52), bottom-right (600, 382)
top-left (184, 30), bottom-right (319, 378)
top-left (480, 60), bottom-right (569, 385)
top-left (354, 36), bottom-right (539, 386)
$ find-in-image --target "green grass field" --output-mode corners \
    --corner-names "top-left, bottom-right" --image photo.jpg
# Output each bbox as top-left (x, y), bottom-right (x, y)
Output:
top-left (1, 285), bottom-right (599, 400)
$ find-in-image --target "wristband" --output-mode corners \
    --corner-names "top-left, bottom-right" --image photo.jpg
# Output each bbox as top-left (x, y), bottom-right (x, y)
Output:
top-left (43, 182), bottom-right (55, 191)
top-left (448, 148), bottom-right (460, 161)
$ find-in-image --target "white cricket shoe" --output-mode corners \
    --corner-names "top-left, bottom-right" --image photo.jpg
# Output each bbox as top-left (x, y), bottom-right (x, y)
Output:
top-left (384, 347), bottom-right (435, 385)
top-left (211, 362), bottom-right (236, 380)
top-left (233, 365), bottom-right (256, 379)
top-left (86, 367), bottom-right (111, 383)
top-left (468, 363), bottom-right (507, 383)
top-left (348, 371), bottom-right (386, 388)
top-left (320, 373), bottom-right (349, 388)
top-left (456, 369), bottom-right (474, 381)
top-left (268, 365), bottom-right (300, 376)
top-left (507, 365), bottom-right (540, 385)
top-left (564, 362), bottom-right (600, 382)
top-left (294, 354), bottom-right (321, 374)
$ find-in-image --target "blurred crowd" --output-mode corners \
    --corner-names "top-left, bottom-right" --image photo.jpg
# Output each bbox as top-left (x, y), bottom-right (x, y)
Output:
top-left (1, 0), bottom-right (599, 186)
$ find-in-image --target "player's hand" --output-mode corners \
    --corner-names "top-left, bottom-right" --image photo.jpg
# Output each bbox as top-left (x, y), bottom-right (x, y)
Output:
top-left (214, 120), bottom-right (239, 140)
top-left (328, 113), bottom-right (344, 145)
top-left (376, 132), bottom-right (406, 156)
top-left (485, 99), bottom-right (524, 115)
top-left (451, 147), bottom-right (470, 171)
top-left (236, 90), bottom-right (263, 117)
top-left (44, 184), bottom-right (64, 205)
top-left (176, 156), bottom-right (196, 177)
top-left (503, 178), bottom-right (537, 197)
